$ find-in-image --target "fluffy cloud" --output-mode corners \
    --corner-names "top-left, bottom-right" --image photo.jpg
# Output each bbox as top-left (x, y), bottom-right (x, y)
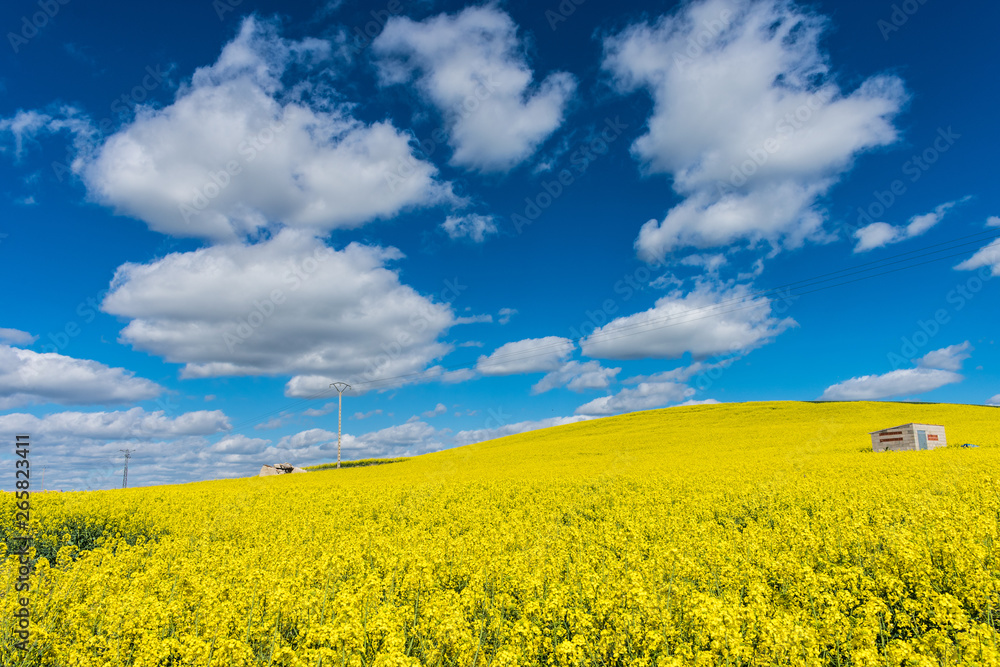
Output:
top-left (677, 398), bottom-right (721, 407)
top-left (373, 6), bottom-right (575, 172)
top-left (854, 198), bottom-right (968, 252)
top-left (680, 254), bottom-right (728, 275)
top-left (0, 343), bottom-right (162, 409)
top-left (497, 308), bottom-right (517, 325)
top-left (622, 358), bottom-right (736, 385)
top-left (453, 416), bottom-right (592, 446)
top-left (36, 17), bottom-right (451, 241)
top-left (0, 414), bottom-right (441, 490)
top-left (531, 360), bottom-right (621, 394)
top-left (955, 217), bottom-right (1000, 276)
top-left (852, 223), bottom-right (899, 254)
top-left (0, 328), bottom-right (36, 345)
top-left (422, 403), bottom-right (447, 418)
top-left (0, 407), bottom-right (230, 440)
top-left (214, 420), bottom-right (445, 473)
top-left (819, 368), bottom-right (962, 401)
top-left (100, 229), bottom-right (457, 393)
top-left (581, 281), bottom-right (795, 360)
top-left (208, 434), bottom-right (271, 455)
top-left (0, 436), bottom-right (208, 491)
top-left (431, 367), bottom-right (478, 384)
top-left (916, 341), bottom-right (971, 372)
top-left (476, 336), bottom-right (575, 376)
top-left (285, 363), bottom-right (475, 399)
top-left (440, 214), bottom-right (498, 243)
top-left (357, 421), bottom-right (442, 451)
top-left (302, 402), bottom-right (337, 417)
top-left (276, 428), bottom-right (338, 450)
top-left (987, 394), bottom-right (1000, 407)
top-left (820, 342), bottom-right (971, 400)
top-left (254, 415), bottom-right (291, 431)
top-left (956, 240), bottom-right (1000, 276)
top-left (603, 0), bottom-right (905, 261)
top-left (0, 404), bottom-right (228, 490)
top-left (575, 382), bottom-right (693, 416)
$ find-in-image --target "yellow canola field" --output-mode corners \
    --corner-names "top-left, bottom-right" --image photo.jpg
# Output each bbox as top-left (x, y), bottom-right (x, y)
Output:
top-left (3, 400), bottom-right (1000, 666)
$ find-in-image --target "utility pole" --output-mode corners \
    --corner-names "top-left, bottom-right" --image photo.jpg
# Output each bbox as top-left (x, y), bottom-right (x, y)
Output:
top-left (329, 383), bottom-right (351, 469)
top-left (120, 449), bottom-right (132, 488)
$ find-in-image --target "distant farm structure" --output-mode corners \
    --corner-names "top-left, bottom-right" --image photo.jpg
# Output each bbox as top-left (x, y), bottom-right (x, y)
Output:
top-left (259, 463), bottom-right (308, 476)
top-left (870, 423), bottom-right (947, 452)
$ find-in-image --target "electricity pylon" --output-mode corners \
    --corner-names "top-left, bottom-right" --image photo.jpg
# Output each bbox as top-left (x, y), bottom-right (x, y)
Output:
top-left (119, 449), bottom-right (132, 488)
top-left (329, 383), bottom-right (351, 468)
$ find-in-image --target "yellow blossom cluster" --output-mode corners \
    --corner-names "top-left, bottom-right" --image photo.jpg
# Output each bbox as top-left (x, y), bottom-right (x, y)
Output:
top-left (2, 400), bottom-right (1000, 665)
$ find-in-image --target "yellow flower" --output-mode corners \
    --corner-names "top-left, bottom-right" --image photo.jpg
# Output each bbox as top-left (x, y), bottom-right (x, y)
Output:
top-left (2, 401), bottom-right (997, 665)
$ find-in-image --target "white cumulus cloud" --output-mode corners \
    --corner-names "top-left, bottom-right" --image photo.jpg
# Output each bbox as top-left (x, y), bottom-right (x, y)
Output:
top-left (820, 342), bottom-right (971, 400)
top-left (0, 344), bottom-right (162, 409)
top-left (440, 214), bottom-right (498, 243)
top-left (819, 368), bottom-right (962, 401)
top-left (373, 6), bottom-right (576, 172)
top-left (266, 420), bottom-right (444, 462)
top-left (422, 402), bottom-right (447, 418)
top-left (853, 198), bottom-right (969, 252)
top-left (497, 308), bottom-right (517, 325)
top-left (476, 336), bottom-right (575, 376)
top-left (916, 341), bottom-right (971, 372)
top-left (100, 229), bottom-right (457, 394)
top-left (0, 328), bottom-right (37, 345)
top-left (575, 382), bottom-right (694, 416)
top-left (531, 360), bottom-right (621, 394)
top-left (208, 434), bottom-right (271, 455)
top-left (955, 217), bottom-right (1000, 276)
top-left (21, 17), bottom-right (453, 241)
top-left (0, 407), bottom-right (230, 440)
top-left (603, 0), bottom-right (906, 261)
top-left (580, 281), bottom-right (795, 360)
top-left (453, 416), bottom-right (592, 446)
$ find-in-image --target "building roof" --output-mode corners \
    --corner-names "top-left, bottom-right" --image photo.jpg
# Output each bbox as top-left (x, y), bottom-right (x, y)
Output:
top-left (868, 423), bottom-right (945, 434)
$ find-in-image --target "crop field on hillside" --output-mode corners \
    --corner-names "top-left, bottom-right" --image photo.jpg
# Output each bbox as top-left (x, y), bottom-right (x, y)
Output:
top-left (3, 401), bottom-right (1000, 666)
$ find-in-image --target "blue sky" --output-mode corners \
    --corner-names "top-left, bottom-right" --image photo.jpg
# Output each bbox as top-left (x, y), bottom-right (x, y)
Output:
top-left (1, 0), bottom-right (998, 490)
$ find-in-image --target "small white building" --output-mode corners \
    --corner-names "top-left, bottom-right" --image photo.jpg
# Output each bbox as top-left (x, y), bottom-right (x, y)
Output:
top-left (870, 423), bottom-right (946, 452)
top-left (259, 462), bottom-right (308, 476)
